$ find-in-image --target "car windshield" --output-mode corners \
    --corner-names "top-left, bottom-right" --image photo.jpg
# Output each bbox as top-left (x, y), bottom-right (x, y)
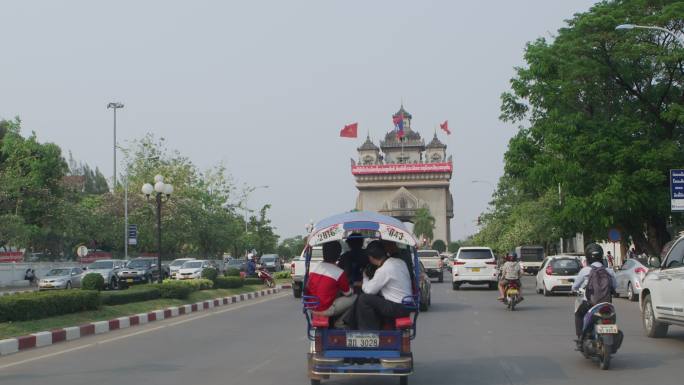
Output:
top-left (183, 261), bottom-right (204, 268)
top-left (127, 260), bottom-right (152, 268)
top-left (89, 261), bottom-right (114, 269)
top-left (458, 250), bottom-right (493, 259)
top-left (551, 258), bottom-right (581, 272)
top-left (46, 269), bottom-right (71, 276)
top-left (171, 259), bottom-right (193, 266)
top-left (519, 247), bottom-right (544, 262)
top-left (228, 260), bottom-right (244, 266)
top-left (417, 251), bottom-right (439, 258)
top-left (261, 256), bottom-right (276, 262)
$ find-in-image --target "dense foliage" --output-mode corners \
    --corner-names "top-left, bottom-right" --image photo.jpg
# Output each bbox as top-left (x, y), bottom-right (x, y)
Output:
top-left (474, 0), bottom-right (684, 254)
top-left (81, 273), bottom-right (105, 291)
top-left (0, 290), bottom-right (100, 322)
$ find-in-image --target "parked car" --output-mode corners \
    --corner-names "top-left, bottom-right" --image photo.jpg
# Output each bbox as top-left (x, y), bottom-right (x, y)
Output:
top-left (452, 247), bottom-right (498, 290)
top-left (117, 258), bottom-right (168, 285)
top-left (535, 255), bottom-right (581, 296)
top-left (259, 254), bottom-right (282, 272)
top-left (38, 267), bottom-right (83, 290)
top-left (418, 261), bottom-right (432, 311)
top-left (176, 260), bottom-right (210, 280)
top-left (84, 259), bottom-right (126, 289)
top-left (615, 257), bottom-right (649, 301)
top-left (417, 249), bottom-right (444, 283)
top-left (640, 237), bottom-right (684, 338)
top-left (226, 258), bottom-right (247, 272)
top-left (169, 258), bottom-right (195, 279)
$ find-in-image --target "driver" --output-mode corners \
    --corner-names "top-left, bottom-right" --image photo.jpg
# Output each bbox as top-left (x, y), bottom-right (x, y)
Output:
top-left (338, 233), bottom-right (369, 292)
top-left (498, 252), bottom-right (523, 301)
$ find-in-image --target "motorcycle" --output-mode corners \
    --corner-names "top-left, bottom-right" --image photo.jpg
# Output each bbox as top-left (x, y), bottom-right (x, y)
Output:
top-left (574, 289), bottom-right (624, 370)
top-left (255, 265), bottom-right (276, 288)
top-left (503, 280), bottom-right (521, 310)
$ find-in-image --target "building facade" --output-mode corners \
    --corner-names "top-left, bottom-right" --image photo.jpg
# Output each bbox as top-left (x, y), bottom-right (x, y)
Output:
top-left (352, 106), bottom-right (454, 243)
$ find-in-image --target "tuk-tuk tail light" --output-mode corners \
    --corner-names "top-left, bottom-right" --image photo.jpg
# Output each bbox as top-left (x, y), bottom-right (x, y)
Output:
top-left (401, 331), bottom-right (411, 353)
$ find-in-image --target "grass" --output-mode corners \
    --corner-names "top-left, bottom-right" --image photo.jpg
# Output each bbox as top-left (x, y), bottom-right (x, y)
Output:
top-left (0, 284), bottom-right (267, 340)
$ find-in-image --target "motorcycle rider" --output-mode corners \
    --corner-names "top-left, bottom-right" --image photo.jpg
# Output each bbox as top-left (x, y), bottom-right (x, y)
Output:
top-left (571, 243), bottom-right (617, 347)
top-left (246, 254), bottom-right (257, 277)
top-left (498, 252), bottom-right (523, 301)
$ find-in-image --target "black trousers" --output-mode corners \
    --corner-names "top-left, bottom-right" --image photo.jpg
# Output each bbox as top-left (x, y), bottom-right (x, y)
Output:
top-left (575, 301), bottom-right (592, 337)
top-left (356, 293), bottom-right (410, 330)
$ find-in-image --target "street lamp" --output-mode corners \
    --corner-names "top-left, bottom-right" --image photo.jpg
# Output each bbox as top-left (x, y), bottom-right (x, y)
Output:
top-left (120, 150), bottom-right (159, 259)
top-left (142, 175), bottom-right (173, 283)
top-left (107, 102), bottom-right (124, 187)
top-left (615, 24), bottom-right (684, 46)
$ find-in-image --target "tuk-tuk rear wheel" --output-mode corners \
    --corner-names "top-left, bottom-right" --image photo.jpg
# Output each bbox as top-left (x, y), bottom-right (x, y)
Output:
top-left (310, 380), bottom-right (321, 385)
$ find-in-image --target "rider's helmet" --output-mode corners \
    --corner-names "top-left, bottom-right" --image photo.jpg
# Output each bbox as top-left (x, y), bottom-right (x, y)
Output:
top-left (584, 243), bottom-right (604, 265)
top-left (505, 252), bottom-right (517, 262)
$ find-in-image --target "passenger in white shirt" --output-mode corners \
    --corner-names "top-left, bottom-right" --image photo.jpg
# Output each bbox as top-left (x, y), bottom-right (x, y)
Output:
top-left (354, 240), bottom-right (412, 330)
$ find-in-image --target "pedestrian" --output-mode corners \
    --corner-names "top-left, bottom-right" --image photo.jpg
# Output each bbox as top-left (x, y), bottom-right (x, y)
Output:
top-left (606, 251), bottom-right (614, 267)
top-left (24, 268), bottom-right (36, 287)
top-left (627, 247), bottom-right (636, 259)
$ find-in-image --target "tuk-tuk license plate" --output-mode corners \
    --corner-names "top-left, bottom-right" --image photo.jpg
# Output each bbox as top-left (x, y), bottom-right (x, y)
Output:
top-left (471, 268), bottom-right (480, 272)
top-left (127, 279), bottom-right (134, 283)
top-left (595, 324), bottom-right (618, 334)
top-left (346, 332), bottom-right (379, 348)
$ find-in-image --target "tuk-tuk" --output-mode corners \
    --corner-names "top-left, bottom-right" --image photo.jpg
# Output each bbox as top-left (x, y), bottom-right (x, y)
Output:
top-left (302, 211), bottom-right (420, 385)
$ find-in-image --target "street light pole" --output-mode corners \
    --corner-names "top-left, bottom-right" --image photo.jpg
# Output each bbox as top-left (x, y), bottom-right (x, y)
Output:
top-left (142, 175), bottom-right (174, 283)
top-left (616, 24), bottom-right (684, 46)
top-left (107, 102), bottom-right (124, 188)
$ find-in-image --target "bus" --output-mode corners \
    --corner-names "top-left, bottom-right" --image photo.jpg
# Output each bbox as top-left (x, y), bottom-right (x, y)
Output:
top-left (515, 246), bottom-right (545, 274)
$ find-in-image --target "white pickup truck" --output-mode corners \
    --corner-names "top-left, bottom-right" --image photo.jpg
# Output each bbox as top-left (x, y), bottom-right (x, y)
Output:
top-left (290, 246), bottom-right (323, 298)
top-left (418, 249), bottom-right (445, 283)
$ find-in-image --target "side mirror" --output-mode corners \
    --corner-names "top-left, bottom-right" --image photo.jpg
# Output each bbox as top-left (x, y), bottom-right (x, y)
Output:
top-left (83, 267), bottom-right (87, 270)
top-left (648, 256), bottom-right (661, 269)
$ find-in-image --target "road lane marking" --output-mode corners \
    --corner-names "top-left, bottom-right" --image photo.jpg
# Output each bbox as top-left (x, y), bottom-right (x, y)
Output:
top-left (247, 358), bottom-right (272, 374)
top-left (0, 292), bottom-right (287, 370)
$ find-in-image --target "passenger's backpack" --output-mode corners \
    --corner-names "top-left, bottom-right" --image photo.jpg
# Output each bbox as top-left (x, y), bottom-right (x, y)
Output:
top-left (586, 266), bottom-right (612, 305)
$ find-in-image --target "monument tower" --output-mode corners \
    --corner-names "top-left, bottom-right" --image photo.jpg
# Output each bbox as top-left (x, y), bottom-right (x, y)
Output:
top-left (352, 105), bottom-right (454, 243)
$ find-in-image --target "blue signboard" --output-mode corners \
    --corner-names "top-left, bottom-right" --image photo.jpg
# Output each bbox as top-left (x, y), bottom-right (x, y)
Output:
top-left (671, 169), bottom-right (684, 212)
top-left (128, 224), bottom-right (138, 246)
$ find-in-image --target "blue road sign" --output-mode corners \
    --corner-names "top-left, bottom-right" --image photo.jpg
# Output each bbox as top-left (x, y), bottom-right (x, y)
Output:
top-left (608, 228), bottom-right (621, 242)
top-left (671, 169), bottom-right (684, 212)
top-left (128, 224), bottom-right (138, 246)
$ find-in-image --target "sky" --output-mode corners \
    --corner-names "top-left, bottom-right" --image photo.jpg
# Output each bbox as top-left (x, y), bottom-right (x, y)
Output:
top-left (0, 0), bottom-right (599, 241)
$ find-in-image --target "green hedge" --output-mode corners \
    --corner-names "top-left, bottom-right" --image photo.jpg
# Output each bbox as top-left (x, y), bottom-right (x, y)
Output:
top-left (100, 285), bottom-right (161, 305)
top-left (225, 268), bottom-right (241, 277)
top-left (201, 268), bottom-right (218, 282)
top-left (274, 271), bottom-right (291, 279)
top-left (215, 276), bottom-right (244, 289)
top-left (159, 280), bottom-right (197, 299)
top-left (0, 290), bottom-right (100, 322)
top-left (82, 273), bottom-right (105, 291)
top-left (243, 278), bottom-right (263, 286)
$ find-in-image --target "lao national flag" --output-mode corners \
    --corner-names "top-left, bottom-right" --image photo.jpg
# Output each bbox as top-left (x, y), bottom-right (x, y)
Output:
top-left (340, 122), bottom-right (358, 138)
top-left (440, 120), bottom-right (451, 135)
top-left (393, 113), bottom-right (405, 139)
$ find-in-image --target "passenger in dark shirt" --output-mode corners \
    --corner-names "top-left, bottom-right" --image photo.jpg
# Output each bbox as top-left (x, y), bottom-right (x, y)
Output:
top-left (338, 233), bottom-right (369, 291)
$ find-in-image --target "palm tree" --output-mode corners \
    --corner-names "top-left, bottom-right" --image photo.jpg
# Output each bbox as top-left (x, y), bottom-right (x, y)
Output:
top-left (413, 207), bottom-right (435, 247)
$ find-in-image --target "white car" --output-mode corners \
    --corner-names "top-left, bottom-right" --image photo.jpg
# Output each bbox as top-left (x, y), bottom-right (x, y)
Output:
top-left (640, 236), bottom-right (684, 338)
top-left (535, 255), bottom-right (582, 296)
top-left (452, 247), bottom-right (498, 290)
top-left (169, 258), bottom-right (196, 279)
top-left (176, 260), bottom-right (209, 280)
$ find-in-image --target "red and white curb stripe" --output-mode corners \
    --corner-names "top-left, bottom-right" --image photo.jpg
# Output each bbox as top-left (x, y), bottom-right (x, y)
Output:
top-left (0, 287), bottom-right (281, 356)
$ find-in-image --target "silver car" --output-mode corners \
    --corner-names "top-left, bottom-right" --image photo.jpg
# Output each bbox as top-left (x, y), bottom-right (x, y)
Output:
top-left (615, 258), bottom-right (649, 301)
top-left (39, 267), bottom-right (83, 290)
top-left (84, 259), bottom-right (126, 289)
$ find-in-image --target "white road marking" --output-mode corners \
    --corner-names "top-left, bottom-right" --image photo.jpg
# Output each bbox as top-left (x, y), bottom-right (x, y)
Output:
top-left (0, 292), bottom-right (287, 370)
top-left (247, 358), bottom-right (272, 374)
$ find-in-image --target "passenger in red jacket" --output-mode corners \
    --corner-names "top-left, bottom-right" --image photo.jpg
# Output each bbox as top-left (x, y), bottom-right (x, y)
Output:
top-left (306, 241), bottom-right (355, 321)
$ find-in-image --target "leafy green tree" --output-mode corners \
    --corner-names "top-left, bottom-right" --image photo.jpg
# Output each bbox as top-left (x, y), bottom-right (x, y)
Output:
top-left (432, 239), bottom-right (446, 253)
top-left (447, 241), bottom-right (462, 253)
top-left (491, 0), bottom-right (684, 254)
top-left (413, 207), bottom-right (435, 245)
top-left (277, 235), bottom-right (306, 259)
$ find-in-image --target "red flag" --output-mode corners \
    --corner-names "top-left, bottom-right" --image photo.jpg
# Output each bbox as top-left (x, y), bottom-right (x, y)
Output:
top-left (440, 120), bottom-right (451, 135)
top-left (340, 122), bottom-right (358, 138)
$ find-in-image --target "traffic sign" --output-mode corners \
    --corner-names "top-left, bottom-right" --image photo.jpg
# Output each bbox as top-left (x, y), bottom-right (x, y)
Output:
top-left (671, 169), bottom-right (684, 212)
top-left (608, 228), bottom-right (621, 242)
top-left (128, 224), bottom-right (138, 246)
top-left (77, 245), bottom-right (89, 258)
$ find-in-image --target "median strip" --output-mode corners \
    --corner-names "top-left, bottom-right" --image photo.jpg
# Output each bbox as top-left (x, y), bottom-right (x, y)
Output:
top-left (0, 286), bottom-right (282, 356)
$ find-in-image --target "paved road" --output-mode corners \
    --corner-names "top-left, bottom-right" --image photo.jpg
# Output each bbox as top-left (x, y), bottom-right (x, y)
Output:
top-left (1, 277), bottom-right (683, 384)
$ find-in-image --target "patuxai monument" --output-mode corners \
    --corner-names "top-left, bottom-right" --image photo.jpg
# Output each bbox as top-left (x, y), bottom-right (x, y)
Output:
top-left (351, 105), bottom-right (454, 243)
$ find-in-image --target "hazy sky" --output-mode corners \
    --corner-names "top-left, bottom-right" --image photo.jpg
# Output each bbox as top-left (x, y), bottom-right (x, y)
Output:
top-left (1, 0), bottom-right (598, 241)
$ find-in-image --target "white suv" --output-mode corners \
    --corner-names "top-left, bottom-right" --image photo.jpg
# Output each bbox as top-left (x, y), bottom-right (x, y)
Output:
top-left (452, 247), bottom-right (498, 290)
top-left (640, 236), bottom-right (684, 338)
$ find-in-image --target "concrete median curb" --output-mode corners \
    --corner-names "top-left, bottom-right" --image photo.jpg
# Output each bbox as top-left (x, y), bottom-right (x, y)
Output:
top-left (0, 286), bottom-right (282, 357)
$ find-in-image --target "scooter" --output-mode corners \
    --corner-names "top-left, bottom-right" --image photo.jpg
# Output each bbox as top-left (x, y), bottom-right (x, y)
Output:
top-left (255, 265), bottom-right (276, 288)
top-left (503, 280), bottom-right (521, 310)
top-left (574, 290), bottom-right (624, 370)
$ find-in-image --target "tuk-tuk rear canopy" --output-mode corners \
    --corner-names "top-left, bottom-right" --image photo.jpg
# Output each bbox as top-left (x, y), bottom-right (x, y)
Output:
top-left (307, 211), bottom-right (417, 247)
